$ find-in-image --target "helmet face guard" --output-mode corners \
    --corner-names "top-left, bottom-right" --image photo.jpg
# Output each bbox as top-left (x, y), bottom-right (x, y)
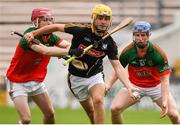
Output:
top-left (133, 21), bottom-right (151, 49)
top-left (91, 4), bottom-right (112, 36)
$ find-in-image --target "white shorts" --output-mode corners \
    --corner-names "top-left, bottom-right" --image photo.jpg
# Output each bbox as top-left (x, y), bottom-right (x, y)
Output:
top-left (130, 83), bottom-right (161, 101)
top-left (6, 78), bottom-right (47, 99)
top-left (68, 72), bottom-right (105, 102)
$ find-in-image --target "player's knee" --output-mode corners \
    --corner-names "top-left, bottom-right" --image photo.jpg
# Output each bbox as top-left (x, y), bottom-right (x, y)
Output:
top-left (110, 104), bottom-right (123, 114)
top-left (92, 95), bottom-right (103, 105)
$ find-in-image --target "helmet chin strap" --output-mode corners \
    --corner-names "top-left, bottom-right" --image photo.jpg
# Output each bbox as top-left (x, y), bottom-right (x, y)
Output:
top-left (95, 27), bottom-right (107, 36)
top-left (92, 19), bottom-right (111, 37)
top-left (32, 18), bottom-right (39, 28)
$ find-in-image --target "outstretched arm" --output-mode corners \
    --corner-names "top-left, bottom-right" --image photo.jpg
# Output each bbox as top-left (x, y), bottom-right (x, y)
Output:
top-left (160, 73), bottom-right (170, 118)
top-left (105, 69), bottom-right (118, 91)
top-left (109, 59), bottom-right (140, 99)
top-left (25, 24), bottom-right (65, 41)
top-left (33, 24), bottom-right (65, 36)
top-left (109, 59), bottom-right (131, 90)
top-left (30, 39), bottom-right (70, 56)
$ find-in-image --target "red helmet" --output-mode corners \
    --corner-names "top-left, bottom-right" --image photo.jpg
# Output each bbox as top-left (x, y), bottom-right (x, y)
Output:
top-left (31, 8), bottom-right (52, 21)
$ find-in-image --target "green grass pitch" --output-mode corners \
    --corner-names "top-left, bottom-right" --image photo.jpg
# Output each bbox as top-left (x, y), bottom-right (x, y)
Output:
top-left (0, 106), bottom-right (171, 124)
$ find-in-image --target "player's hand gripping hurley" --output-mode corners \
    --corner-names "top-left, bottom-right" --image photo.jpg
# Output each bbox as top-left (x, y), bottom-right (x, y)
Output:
top-left (63, 17), bottom-right (134, 66)
top-left (11, 31), bottom-right (41, 45)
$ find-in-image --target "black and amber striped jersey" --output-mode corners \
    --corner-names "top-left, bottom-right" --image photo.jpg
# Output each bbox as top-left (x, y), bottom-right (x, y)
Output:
top-left (64, 23), bottom-right (118, 77)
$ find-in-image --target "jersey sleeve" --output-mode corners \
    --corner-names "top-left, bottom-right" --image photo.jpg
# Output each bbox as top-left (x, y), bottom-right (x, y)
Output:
top-left (106, 37), bottom-right (118, 60)
top-left (119, 43), bottom-right (134, 68)
top-left (157, 57), bottom-right (172, 73)
top-left (64, 23), bottom-right (83, 35)
top-left (20, 27), bottom-right (35, 50)
top-left (119, 52), bottom-right (129, 68)
top-left (49, 34), bottom-right (63, 46)
top-left (155, 51), bottom-right (172, 74)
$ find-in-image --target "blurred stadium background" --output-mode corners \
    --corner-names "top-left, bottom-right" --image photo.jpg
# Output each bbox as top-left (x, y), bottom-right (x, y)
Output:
top-left (1, 0), bottom-right (180, 123)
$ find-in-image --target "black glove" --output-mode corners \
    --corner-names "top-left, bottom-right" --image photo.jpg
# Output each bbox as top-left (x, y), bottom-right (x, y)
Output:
top-left (68, 48), bottom-right (84, 57)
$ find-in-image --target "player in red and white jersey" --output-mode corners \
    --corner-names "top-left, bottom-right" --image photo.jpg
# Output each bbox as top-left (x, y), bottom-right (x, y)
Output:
top-left (6, 8), bottom-right (70, 124)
